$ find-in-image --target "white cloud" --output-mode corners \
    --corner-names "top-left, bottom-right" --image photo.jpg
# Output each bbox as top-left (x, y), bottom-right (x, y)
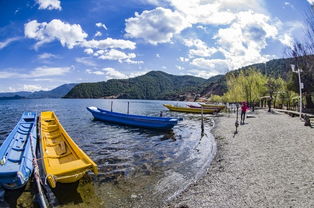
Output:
top-left (38, 52), bottom-right (56, 59)
top-left (84, 48), bottom-right (94, 54)
top-left (284, 2), bottom-right (294, 9)
top-left (36, 0), bottom-right (61, 10)
top-left (183, 38), bottom-right (217, 58)
top-left (307, 0), bottom-right (314, 5)
top-left (30, 66), bottom-right (72, 77)
top-left (188, 69), bottom-right (222, 78)
top-left (98, 49), bottom-right (136, 63)
top-left (0, 37), bottom-right (20, 49)
top-left (0, 66), bottom-right (72, 79)
top-left (213, 11), bottom-right (280, 69)
top-left (126, 0), bottom-right (266, 45)
top-left (76, 57), bottom-right (97, 66)
top-left (94, 31), bottom-right (102, 37)
top-left (156, 53), bottom-right (160, 58)
top-left (23, 84), bottom-right (48, 92)
top-left (96, 22), bottom-right (108, 30)
top-left (179, 57), bottom-right (189, 62)
top-left (125, 7), bottom-right (190, 45)
top-left (81, 38), bottom-right (136, 50)
top-left (24, 19), bottom-right (87, 49)
top-left (86, 68), bottom-right (147, 80)
top-left (190, 58), bottom-right (229, 72)
top-left (176, 65), bottom-right (184, 70)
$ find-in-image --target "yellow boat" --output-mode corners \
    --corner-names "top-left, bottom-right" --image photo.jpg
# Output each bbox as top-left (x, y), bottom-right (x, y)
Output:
top-left (199, 103), bottom-right (225, 110)
top-left (163, 104), bottom-right (217, 114)
top-left (40, 111), bottom-right (98, 188)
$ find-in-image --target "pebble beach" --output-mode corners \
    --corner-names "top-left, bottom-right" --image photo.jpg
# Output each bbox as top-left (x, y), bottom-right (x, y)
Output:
top-left (167, 109), bottom-right (314, 208)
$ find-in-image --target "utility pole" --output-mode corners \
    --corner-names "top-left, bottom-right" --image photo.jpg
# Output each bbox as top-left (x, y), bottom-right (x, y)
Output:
top-left (291, 64), bottom-right (303, 119)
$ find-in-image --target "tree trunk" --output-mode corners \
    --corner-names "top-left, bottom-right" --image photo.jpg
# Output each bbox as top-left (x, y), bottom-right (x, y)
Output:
top-left (268, 98), bottom-right (272, 112)
top-left (305, 94), bottom-right (314, 108)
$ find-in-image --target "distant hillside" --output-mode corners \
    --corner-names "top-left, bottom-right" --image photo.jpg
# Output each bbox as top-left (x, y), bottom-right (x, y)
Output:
top-left (64, 57), bottom-right (298, 100)
top-left (65, 71), bottom-right (210, 100)
top-left (0, 83), bottom-right (77, 99)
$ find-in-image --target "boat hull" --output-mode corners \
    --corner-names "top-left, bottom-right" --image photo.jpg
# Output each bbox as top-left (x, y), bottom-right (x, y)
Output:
top-left (0, 112), bottom-right (37, 189)
top-left (40, 111), bottom-right (98, 188)
top-left (87, 107), bottom-right (179, 129)
top-left (163, 104), bottom-right (217, 114)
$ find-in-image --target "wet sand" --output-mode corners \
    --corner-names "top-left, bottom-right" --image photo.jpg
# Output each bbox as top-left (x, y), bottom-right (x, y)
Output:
top-left (167, 109), bottom-right (314, 208)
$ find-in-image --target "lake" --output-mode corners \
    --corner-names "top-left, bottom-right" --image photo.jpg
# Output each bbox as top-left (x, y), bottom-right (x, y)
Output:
top-left (0, 99), bottom-right (216, 208)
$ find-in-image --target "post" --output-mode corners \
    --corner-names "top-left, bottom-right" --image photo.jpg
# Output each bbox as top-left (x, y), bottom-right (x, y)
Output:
top-left (111, 101), bottom-right (113, 112)
top-left (201, 106), bottom-right (204, 133)
top-left (297, 70), bottom-right (302, 119)
top-left (127, 102), bottom-right (129, 114)
top-left (291, 64), bottom-right (302, 119)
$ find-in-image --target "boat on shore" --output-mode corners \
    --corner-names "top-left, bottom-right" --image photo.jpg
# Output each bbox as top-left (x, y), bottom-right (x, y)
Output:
top-left (187, 104), bottom-right (224, 112)
top-left (199, 103), bottom-right (225, 110)
top-left (163, 104), bottom-right (217, 114)
top-left (0, 112), bottom-right (37, 189)
top-left (40, 111), bottom-right (98, 188)
top-left (87, 106), bottom-right (181, 129)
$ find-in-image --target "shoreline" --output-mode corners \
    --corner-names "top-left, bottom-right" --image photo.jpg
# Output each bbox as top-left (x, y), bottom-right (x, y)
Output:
top-left (166, 109), bottom-right (314, 208)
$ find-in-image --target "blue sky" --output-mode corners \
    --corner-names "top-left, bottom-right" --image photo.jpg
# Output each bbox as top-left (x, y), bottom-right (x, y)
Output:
top-left (0, 0), bottom-right (313, 92)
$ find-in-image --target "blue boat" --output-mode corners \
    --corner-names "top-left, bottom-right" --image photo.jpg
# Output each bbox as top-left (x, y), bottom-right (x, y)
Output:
top-left (87, 106), bottom-right (181, 129)
top-left (0, 112), bottom-right (37, 189)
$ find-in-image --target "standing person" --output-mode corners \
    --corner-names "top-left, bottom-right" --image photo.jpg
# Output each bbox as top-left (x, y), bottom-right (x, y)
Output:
top-left (241, 102), bottom-right (249, 124)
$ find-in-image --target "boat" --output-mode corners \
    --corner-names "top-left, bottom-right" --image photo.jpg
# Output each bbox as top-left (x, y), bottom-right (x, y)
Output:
top-left (40, 111), bottom-right (98, 188)
top-left (87, 106), bottom-right (180, 129)
top-left (187, 104), bottom-right (224, 112)
top-left (0, 112), bottom-right (37, 189)
top-left (199, 103), bottom-right (225, 110)
top-left (163, 104), bottom-right (217, 114)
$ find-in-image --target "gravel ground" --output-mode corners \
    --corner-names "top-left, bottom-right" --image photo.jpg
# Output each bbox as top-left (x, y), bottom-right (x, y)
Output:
top-left (166, 109), bottom-right (314, 208)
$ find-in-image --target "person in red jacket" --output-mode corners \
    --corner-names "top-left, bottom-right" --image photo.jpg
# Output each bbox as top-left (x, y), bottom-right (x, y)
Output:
top-left (241, 102), bottom-right (249, 124)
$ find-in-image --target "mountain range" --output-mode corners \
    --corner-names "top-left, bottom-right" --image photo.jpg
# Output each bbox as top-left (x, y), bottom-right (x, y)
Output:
top-left (0, 83), bottom-right (77, 99)
top-left (0, 57), bottom-right (296, 101)
top-left (64, 57), bottom-right (295, 100)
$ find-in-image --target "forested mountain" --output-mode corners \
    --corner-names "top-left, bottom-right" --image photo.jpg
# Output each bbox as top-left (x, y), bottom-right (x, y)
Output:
top-left (0, 83), bottom-right (77, 99)
top-left (65, 57), bottom-right (296, 100)
top-left (65, 71), bottom-right (210, 100)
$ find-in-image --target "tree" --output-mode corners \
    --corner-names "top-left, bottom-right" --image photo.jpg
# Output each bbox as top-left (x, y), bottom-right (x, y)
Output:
top-left (265, 78), bottom-right (282, 112)
top-left (222, 68), bottom-right (267, 107)
top-left (288, 8), bottom-right (314, 108)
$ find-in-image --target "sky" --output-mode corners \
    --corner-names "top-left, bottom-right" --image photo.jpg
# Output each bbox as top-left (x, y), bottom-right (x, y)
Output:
top-left (0, 0), bottom-right (313, 92)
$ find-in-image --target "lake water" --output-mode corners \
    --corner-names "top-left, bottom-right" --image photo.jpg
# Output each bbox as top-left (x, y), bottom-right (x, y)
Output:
top-left (0, 99), bottom-right (216, 208)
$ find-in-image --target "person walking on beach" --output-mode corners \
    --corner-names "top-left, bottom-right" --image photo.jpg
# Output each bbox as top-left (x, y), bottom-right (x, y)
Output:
top-left (241, 102), bottom-right (249, 124)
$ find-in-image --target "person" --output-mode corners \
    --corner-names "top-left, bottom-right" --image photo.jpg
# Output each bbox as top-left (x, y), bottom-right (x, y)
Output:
top-left (241, 102), bottom-right (249, 124)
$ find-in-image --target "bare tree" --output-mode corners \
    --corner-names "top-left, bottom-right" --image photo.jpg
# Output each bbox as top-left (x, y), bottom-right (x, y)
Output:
top-left (288, 8), bottom-right (314, 109)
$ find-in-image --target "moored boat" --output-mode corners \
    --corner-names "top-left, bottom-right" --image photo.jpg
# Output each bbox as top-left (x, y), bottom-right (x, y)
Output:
top-left (87, 106), bottom-right (181, 129)
top-left (0, 112), bottom-right (37, 189)
top-left (163, 104), bottom-right (217, 114)
top-left (199, 103), bottom-right (225, 110)
top-left (187, 104), bottom-right (224, 112)
top-left (40, 111), bottom-right (98, 188)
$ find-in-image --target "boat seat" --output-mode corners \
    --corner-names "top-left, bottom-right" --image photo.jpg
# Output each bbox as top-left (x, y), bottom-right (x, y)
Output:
top-left (50, 159), bottom-right (90, 175)
top-left (46, 142), bottom-right (71, 158)
top-left (11, 137), bottom-right (27, 151)
top-left (7, 150), bottom-right (22, 162)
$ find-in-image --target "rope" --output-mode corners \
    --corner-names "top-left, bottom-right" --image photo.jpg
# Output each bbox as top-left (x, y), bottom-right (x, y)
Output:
top-left (29, 130), bottom-right (48, 208)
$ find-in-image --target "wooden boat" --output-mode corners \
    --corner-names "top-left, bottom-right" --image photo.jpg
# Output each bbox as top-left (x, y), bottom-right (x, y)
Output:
top-left (87, 107), bottom-right (181, 129)
top-left (163, 104), bottom-right (217, 114)
top-left (199, 103), bottom-right (225, 110)
top-left (187, 104), bottom-right (224, 112)
top-left (0, 112), bottom-right (37, 189)
top-left (40, 111), bottom-right (98, 188)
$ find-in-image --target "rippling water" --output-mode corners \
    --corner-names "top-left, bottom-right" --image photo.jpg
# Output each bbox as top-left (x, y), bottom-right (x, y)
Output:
top-left (0, 99), bottom-right (216, 208)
